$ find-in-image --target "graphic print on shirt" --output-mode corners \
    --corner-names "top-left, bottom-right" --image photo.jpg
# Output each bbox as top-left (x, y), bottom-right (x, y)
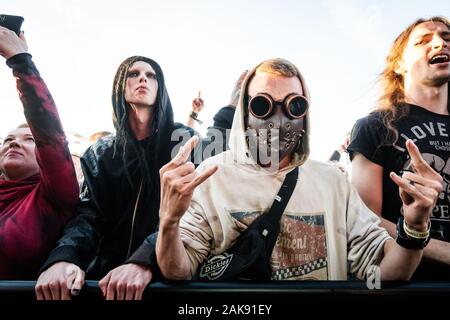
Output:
top-left (271, 214), bottom-right (327, 280)
top-left (402, 153), bottom-right (450, 240)
top-left (231, 211), bottom-right (328, 280)
top-left (395, 119), bottom-right (450, 240)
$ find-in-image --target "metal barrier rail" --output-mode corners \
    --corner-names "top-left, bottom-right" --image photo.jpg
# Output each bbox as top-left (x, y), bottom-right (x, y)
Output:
top-left (1, 280), bottom-right (450, 299)
top-left (2, 281), bottom-right (448, 320)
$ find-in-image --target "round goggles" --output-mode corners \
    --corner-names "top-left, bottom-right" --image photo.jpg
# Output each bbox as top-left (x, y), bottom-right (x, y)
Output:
top-left (248, 93), bottom-right (309, 119)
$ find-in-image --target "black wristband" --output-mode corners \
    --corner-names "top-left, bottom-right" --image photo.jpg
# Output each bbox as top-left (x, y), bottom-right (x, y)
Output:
top-left (190, 111), bottom-right (203, 124)
top-left (396, 217), bottom-right (430, 250)
top-left (190, 111), bottom-right (198, 118)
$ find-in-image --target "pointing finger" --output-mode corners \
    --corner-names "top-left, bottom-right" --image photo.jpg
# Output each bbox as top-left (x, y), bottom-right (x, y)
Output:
top-left (185, 165), bottom-right (218, 192)
top-left (162, 136), bottom-right (199, 173)
top-left (172, 136), bottom-right (199, 166)
top-left (405, 140), bottom-right (435, 177)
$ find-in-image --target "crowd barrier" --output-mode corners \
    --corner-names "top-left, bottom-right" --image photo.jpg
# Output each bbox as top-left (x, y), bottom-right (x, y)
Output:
top-left (1, 280), bottom-right (449, 300)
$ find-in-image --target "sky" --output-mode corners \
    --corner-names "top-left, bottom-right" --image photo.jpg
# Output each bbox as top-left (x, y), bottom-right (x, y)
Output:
top-left (0, 0), bottom-right (449, 160)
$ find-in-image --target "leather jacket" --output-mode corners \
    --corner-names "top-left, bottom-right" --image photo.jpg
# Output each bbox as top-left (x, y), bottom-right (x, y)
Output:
top-left (41, 123), bottom-right (199, 278)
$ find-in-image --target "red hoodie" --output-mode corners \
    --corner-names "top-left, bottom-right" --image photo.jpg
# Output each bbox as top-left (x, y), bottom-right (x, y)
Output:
top-left (0, 53), bottom-right (79, 279)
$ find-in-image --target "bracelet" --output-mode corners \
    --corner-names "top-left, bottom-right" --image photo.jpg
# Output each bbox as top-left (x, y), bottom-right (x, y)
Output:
top-left (396, 217), bottom-right (430, 250)
top-left (403, 219), bottom-right (431, 239)
top-left (190, 111), bottom-right (203, 125)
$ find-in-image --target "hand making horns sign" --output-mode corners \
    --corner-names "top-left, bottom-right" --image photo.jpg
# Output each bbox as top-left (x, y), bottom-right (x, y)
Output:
top-left (159, 136), bottom-right (218, 224)
top-left (389, 139), bottom-right (443, 231)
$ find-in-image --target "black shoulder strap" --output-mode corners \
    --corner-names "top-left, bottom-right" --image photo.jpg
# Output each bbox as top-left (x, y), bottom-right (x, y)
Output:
top-left (268, 167), bottom-right (298, 222)
top-left (259, 166), bottom-right (299, 257)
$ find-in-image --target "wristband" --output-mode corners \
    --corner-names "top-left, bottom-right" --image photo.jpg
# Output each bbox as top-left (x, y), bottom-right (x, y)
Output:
top-left (403, 219), bottom-right (431, 239)
top-left (396, 216), bottom-right (430, 250)
top-left (190, 111), bottom-right (203, 125)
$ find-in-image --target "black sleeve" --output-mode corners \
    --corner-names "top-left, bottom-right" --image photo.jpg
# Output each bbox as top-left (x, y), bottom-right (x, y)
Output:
top-left (212, 105), bottom-right (235, 129)
top-left (171, 123), bottom-right (204, 167)
top-left (328, 150), bottom-right (341, 162)
top-left (347, 113), bottom-right (387, 166)
top-left (40, 147), bottom-right (108, 272)
top-left (202, 125), bottom-right (229, 158)
top-left (202, 105), bottom-right (235, 157)
top-left (125, 232), bottom-right (163, 280)
top-left (6, 52), bottom-right (35, 73)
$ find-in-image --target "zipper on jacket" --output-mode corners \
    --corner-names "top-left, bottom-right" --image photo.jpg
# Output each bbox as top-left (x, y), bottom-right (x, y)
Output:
top-left (126, 179), bottom-right (143, 259)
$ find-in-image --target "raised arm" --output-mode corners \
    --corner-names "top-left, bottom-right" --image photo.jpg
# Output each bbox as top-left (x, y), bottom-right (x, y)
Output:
top-left (379, 140), bottom-right (443, 280)
top-left (156, 136), bottom-right (217, 279)
top-left (0, 27), bottom-right (78, 208)
top-left (352, 151), bottom-right (450, 267)
top-left (186, 92), bottom-right (204, 128)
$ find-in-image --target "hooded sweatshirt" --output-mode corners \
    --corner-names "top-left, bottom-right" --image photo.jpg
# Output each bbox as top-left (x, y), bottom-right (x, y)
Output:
top-left (178, 61), bottom-right (391, 280)
top-left (0, 54), bottom-right (79, 279)
top-left (41, 57), bottom-right (199, 278)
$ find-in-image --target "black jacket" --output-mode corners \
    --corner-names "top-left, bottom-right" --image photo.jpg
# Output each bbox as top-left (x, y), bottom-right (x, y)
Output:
top-left (41, 125), bottom-right (198, 278)
top-left (201, 105), bottom-right (236, 157)
top-left (41, 56), bottom-right (201, 278)
top-left (122, 106), bottom-right (238, 278)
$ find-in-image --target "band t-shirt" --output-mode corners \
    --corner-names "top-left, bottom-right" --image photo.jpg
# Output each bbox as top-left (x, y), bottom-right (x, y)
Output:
top-left (348, 104), bottom-right (450, 280)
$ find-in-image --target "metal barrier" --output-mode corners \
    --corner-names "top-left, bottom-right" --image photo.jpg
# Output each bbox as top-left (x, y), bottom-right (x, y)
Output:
top-left (1, 280), bottom-right (450, 300)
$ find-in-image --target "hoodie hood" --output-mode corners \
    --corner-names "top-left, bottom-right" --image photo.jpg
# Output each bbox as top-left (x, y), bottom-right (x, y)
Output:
top-left (111, 56), bottom-right (175, 168)
top-left (228, 59), bottom-right (311, 172)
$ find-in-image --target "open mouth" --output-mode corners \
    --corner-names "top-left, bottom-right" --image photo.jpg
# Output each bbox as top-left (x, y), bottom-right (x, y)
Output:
top-left (429, 53), bottom-right (450, 64)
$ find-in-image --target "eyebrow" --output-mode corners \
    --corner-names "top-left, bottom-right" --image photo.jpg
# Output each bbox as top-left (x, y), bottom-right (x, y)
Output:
top-left (413, 30), bottom-right (450, 40)
top-left (413, 32), bottom-right (432, 39)
top-left (128, 68), bottom-right (155, 74)
top-left (5, 134), bottom-right (34, 138)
